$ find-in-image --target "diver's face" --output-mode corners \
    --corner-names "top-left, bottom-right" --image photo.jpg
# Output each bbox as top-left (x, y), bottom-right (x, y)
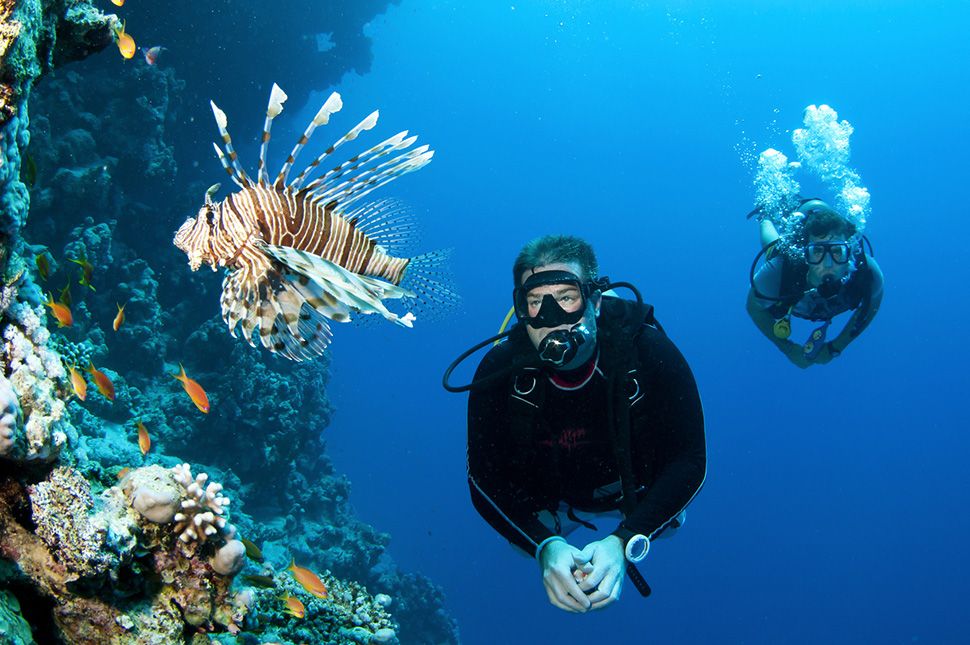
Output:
top-left (805, 233), bottom-right (851, 287)
top-left (520, 262), bottom-right (598, 350)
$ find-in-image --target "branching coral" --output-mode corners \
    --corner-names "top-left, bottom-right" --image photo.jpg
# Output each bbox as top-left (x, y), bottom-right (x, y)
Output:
top-left (171, 462), bottom-right (234, 554)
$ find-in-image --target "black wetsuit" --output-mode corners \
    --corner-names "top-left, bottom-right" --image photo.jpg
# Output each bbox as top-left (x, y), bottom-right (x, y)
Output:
top-left (467, 297), bottom-right (706, 557)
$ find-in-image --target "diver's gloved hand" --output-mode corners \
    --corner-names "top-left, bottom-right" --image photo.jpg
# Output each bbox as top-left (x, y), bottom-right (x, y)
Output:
top-left (539, 539), bottom-right (592, 613)
top-left (576, 535), bottom-right (626, 610)
top-left (780, 341), bottom-right (814, 369)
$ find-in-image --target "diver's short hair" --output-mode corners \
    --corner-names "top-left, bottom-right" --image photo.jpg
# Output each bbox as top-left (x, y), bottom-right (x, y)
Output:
top-left (794, 200), bottom-right (857, 245)
top-left (513, 235), bottom-right (599, 285)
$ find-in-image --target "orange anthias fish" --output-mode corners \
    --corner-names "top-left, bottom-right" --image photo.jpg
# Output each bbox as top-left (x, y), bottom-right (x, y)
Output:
top-left (87, 362), bottom-right (115, 401)
top-left (113, 302), bottom-right (126, 331)
top-left (287, 560), bottom-right (328, 599)
top-left (173, 364), bottom-right (209, 413)
top-left (137, 421), bottom-right (151, 455)
top-left (68, 364), bottom-right (87, 401)
top-left (114, 21), bottom-right (136, 60)
top-left (45, 292), bottom-right (73, 327)
top-left (117, 467), bottom-right (131, 479)
top-left (281, 593), bottom-right (305, 619)
top-left (68, 257), bottom-right (96, 291)
top-left (111, 0), bottom-right (125, 6)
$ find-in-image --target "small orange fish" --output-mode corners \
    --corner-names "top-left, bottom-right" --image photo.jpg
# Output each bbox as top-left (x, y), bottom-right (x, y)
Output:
top-left (68, 364), bottom-right (87, 401)
top-left (68, 257), bottom-right (96, 291)
top-left (117, 467), bottom-right (131, 479)
top-left (281, 592), bottom-right (305, 619)
top-left (111, 0), bottom-right (125, 6)
top-left (173, 363), bottom-right (209, 413)
top-left (45, 292), bottom-right (73, 327)
top-left (287, 560), bottom-right (328, 599)
top-left (114, 21), bottom-right (136, 60)
top-left (35, 253), bottom-right (51, 281)
top-left (113, 302), bottom-right (126, 331)
top-left (87, 362), bottom-right (115, 401)
top-left (137, 421), bottom-right (151, 455)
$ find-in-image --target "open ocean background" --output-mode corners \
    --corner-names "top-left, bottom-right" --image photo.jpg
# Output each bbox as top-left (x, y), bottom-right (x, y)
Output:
top-left (312, 2), bottom-right (969, 643)
top-left (31, 1), bottom-right (969, 642)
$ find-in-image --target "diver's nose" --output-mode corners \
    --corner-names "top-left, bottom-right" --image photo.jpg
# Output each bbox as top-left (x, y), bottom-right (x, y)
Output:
top-left (823, 253), bottom-right (834, 268)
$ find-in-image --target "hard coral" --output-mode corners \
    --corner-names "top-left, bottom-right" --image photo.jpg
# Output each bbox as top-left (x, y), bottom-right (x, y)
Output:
top-left (172, 462), bottom-right (234, 554)
top-left (0, 373), bottom-right (21, 455)
top-left (28, 466), bottom-right (136, 581)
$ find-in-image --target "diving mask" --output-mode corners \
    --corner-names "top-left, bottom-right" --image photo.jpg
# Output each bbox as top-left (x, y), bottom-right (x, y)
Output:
top-left (513, 270), bottom-right (601, 329)
top-left (805, 241), bottom-right (851, 265)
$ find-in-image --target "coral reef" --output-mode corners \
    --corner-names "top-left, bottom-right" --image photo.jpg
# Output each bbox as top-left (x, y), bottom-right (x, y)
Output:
top-left (1, 0), bottom-right (460, 642)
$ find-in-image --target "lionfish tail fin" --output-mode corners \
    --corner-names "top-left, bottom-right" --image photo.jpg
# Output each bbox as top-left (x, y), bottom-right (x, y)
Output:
top-left (259, 243), bottom-right (418, 328)
top-left (400, 248), bottom-right (461, 323)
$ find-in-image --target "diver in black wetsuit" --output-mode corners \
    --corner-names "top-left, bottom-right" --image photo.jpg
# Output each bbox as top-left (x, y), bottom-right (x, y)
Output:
top-left (747, 199), bottom-right (884, 368)
top-left (454, 235), bottom-right (706, 613)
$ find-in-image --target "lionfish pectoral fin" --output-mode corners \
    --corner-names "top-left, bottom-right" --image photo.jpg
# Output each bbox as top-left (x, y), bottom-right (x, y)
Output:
top-left (220, 268), bottom-right (333, 361)
top-left (259, 243), bottom-right (417, 327)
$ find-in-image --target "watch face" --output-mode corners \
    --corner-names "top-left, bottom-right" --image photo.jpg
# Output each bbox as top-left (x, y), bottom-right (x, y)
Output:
top-left (625, 534), bottom-right (650, 562)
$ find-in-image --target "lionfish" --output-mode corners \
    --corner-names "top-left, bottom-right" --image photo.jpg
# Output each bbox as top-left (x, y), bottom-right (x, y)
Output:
top-left (174, 84), bottom-right (453, 361)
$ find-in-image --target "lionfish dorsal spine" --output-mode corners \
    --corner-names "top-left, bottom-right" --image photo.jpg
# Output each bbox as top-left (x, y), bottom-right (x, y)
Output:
top-left (301, 131), bottom-right (414, 195)
top-left (210, 100), bottom-right (253, 187)
top-left (257, 84), bottom-right (288, 187)
top-left (289, 110), bottom-right (380, 190)
top-left (211, 143), bottom-right (246, 189)
top-left (274, 92), bottom-right (344, 190)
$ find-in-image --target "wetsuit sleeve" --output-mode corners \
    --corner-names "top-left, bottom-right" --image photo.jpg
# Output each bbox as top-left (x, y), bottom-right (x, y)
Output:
top-left (613, 328), bottom-right (706, 542)
top-left (467, 349), bottom-right (558, 558)
top-left (830, 257), bottom-right (884, 352)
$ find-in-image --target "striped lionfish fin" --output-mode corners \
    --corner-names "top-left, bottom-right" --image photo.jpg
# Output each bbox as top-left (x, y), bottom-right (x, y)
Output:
top-left (312, 144), bottom-right (434, 213)
top-left (289, 110), bottom-right (380, 190)
top-left (259, 243), bottom-right (417, 328)
top-left (301, 130), bottom-right (415, 195)
top-left (343, 198), bottom-right (420, 255)
top-left (257, 84), bottom-right (288, 187)
top-left (211, 143), bottom-right (246, 189)
top-left (274, 91), bottom-right (343, 189)
top-left (220, 268), bottom-right (334, 361)
top-left (210, 100), bottom-right (253, 188)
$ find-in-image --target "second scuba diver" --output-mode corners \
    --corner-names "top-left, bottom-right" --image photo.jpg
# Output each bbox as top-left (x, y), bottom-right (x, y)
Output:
top-left (747, 198), bottom-right (884, 368)
top-left (445, 235), bottom-right (706, 613)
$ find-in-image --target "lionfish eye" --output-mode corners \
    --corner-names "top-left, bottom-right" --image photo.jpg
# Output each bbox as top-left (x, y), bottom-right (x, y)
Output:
top-left (205, 209), bottom-right (216, 226)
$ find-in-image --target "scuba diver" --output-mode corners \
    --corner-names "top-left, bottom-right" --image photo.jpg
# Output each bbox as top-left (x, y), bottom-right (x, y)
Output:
top-left (747, 198), bottom-right (884, 368)
top-left (444, 235), bottom-right (706, 613)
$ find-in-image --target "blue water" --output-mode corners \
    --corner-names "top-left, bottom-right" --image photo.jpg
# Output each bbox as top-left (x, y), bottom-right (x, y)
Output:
top-left (273, 2), bottom-right (970, 643)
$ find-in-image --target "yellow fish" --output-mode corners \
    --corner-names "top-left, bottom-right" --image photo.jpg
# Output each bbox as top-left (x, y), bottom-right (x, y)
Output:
top-left (35, 253), bottom-right (51, 281)
top-left (68, 257), bottom-right (96, 291)
top-left (287, 559), bottom-right (328, 599)
top-left (173, 364), bottom-right (209, 413)
top-left (113, 302), bottom-right (126, 331)
top-left (87, 362), bottom-right (115, 401)
top-left (68, 364), bottom-right (87, 401)
top-left (114, 21), bottom-right (136, 60)
top-left (111, 0), bottom-right (125, 6)
top-left (137, 421), bottom-right (151, 455)
top-left (45, 292), bottom-right (73, 327)
top-left (281, 592), bottom-right (305, 619)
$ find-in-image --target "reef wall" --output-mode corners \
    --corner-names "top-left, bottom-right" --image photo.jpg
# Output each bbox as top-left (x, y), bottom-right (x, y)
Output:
top-left (1, 1), bottom-right (459, 643)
